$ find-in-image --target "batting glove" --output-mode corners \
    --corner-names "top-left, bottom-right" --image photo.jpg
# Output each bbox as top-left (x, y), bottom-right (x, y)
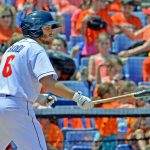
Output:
top-left (72, 91), bottom-right (94, 109)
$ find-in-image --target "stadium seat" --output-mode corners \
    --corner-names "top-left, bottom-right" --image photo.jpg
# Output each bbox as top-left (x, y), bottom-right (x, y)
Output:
top-left (62, 13), bottom-right (72, 40)
top-left (68, 36), bottom-right (85, 68)
top-left (123, 57), bottom-right (146, 84)
top-left (116, 144), bottom-right (134, 150)
top-left (67, 36), bottom-right (85, 53)
top-left (138, 82), bottom-right (150, 86)
top-left (67, 41), bottom-right (73, 52)
top-left (69, 36), bottom-right (85, 48)
top-left (112, 34), bottom-right (134, 54)
top-left (2, 0), bottom-right (14, 5)
top-left (62, 128), bottom-right (98, 150)
top-left (109, 12), bottom-right (146, 26)
top-left (59, 117), bottom-right (95, 129)
top-left (61, 80), bottom-right (90, 97)
top-left (71, 145), bottom-right (91, 150)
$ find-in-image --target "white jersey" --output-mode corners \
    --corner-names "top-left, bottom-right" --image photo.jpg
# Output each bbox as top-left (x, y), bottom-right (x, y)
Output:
top-left (0, 38), bottom-right (57, 103)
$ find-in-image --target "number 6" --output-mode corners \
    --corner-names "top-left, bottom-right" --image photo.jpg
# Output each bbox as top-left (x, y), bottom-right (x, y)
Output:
top-left (2, 55), bottom-right (15, 77)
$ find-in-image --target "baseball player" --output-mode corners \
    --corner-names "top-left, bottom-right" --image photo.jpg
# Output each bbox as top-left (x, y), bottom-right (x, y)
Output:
top-left (0, 10), bottom-right (94, 150)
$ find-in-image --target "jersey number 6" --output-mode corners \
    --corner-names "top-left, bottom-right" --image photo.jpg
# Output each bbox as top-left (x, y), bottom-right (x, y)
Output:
top-left (2, 55), bottom-right (15, 78)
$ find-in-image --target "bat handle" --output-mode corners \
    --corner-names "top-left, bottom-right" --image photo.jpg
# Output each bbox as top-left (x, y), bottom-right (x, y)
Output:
top-left (93, 93), bottom-right (134, 105)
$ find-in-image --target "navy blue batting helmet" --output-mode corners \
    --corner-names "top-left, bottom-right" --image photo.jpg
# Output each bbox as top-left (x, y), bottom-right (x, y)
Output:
top-left (20, 10), bottom-right (60, 38)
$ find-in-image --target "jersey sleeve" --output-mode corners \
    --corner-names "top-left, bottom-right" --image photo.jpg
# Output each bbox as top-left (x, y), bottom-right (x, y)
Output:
top-left (29, 51), bottom-right (58, 81)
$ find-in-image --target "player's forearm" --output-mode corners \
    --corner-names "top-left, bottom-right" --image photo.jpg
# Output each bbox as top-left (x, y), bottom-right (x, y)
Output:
top-left (40, 76), bottom-right (75, 100)
top-left (47, 81), bottom-right (75, 100)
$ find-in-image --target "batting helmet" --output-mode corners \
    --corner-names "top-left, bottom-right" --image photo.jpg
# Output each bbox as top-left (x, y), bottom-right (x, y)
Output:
top-left (20, 10), bottom-right (60, 39)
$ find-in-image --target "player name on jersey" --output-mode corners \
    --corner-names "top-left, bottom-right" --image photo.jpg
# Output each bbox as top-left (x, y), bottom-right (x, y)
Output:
top-left (7, 45), bottom-right (25, 53)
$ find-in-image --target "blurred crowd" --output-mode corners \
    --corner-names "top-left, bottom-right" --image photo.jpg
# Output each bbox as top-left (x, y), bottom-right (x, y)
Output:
top-left (1, 0), bottom-right (150, 150)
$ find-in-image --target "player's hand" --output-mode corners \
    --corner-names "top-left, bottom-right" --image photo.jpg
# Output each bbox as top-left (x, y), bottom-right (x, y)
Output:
top-left (46, 95), bottom-right (57, 106)
top-left (72, 91), bottom-right (94, 109)
top-left (36, 94), bottom-right (57, 107)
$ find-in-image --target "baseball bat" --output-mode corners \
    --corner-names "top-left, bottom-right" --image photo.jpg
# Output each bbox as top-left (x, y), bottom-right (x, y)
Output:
top-left (93, 89), bottom-right (150, 105)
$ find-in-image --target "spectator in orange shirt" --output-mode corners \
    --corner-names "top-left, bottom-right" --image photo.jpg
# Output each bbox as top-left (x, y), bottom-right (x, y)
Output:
top-left (92, 83), bottom-right (119, 150)
top-left (71, 0), bottom-right (91, 36)
top-left (52, 0), bottom-right (81, 14)
top-left (108, 0), bottom-right (141, 13)
top-left (117, 7), bottom-right (150, 57)
top-left (126, 117), bottom-right (150, 150)
top-left (0, 32), bottom-right (23, 54)
top-left (15, 0), bottom-right (50, 12)
top-left (107, 0), bottom-right (122, 12)
top-left (111, 0), bottom-right (142, 34)
top-left (39, 118), bottom-right (64, 150)
top-left (76, 0), bottom-right (113, 56)
top-left (142, 57), bottom-right (150, 82)
top-left (0, 5), bottom-right (21, 46)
